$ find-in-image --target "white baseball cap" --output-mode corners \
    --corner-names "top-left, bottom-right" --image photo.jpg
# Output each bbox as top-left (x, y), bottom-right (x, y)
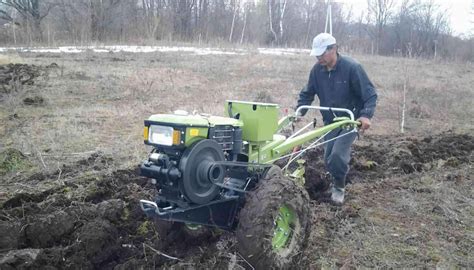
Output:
top-left (310, 33), bottom-right (336, 56)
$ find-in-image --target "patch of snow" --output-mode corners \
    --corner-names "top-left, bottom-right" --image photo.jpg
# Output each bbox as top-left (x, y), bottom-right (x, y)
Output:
top-left (258, 48), bottom-right (310, 55)
top-left (0, 45), bottom-right (308, 56)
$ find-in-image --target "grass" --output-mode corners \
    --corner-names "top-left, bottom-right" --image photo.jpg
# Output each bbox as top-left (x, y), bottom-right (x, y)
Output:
top-left (1, 50), bottom-right (471, 171)
top-left (0, 148), bottom-right (32, 174)
top-left (307, 162), bottom-right (473, 268)
top-left (0, 47), bottom-right (472, 268)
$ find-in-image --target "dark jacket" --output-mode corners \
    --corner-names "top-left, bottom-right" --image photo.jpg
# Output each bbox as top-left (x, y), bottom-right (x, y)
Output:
top-left (297, 54), bottom-right (377, 124)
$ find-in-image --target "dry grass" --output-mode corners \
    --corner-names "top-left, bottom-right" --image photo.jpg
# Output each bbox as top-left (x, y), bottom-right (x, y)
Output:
top-left (1, 49), bottom-right (472, 169)
top-left (0, 48), bottom-right (473, 268)
top-left (317, 166), bottom-right (472, 268)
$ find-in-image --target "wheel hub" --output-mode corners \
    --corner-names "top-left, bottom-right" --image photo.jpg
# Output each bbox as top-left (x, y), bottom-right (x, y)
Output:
top-left (272, 205), bottom-right (296, 251)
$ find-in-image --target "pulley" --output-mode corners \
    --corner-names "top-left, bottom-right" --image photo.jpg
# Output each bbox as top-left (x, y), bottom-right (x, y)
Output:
top-left (179, 139), bottom-right (225, 204)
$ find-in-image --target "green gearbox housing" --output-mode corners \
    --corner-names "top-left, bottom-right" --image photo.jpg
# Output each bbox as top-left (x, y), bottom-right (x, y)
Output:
top-left (226, 100), bottom-right (279, 142)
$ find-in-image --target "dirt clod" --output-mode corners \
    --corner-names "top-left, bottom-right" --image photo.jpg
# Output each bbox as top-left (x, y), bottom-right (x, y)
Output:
top-left (0, 64), bottom-right (43, 91)
top-left (0, 132), bottom-right (472, 269)
top-left (23, 96), bottom-right (44, 106)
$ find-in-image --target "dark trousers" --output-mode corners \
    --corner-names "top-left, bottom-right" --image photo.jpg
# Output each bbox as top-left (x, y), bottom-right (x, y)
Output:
top-left (324, 128), bottom-right (357, 189)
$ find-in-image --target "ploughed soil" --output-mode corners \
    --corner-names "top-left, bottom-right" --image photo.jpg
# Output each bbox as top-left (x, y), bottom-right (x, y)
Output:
top-left (0, 131), bottom-right (472, 269)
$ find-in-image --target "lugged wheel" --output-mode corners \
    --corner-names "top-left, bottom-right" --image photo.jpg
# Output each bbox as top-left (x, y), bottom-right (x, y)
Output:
top-left (236, 166), bottom-right (311, 269)
top-left (180, 223), bottom-right (213, 238)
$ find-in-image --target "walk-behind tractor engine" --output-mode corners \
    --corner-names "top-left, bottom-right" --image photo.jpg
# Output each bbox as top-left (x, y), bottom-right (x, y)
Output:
top-left (139, 100), bottom-right (359, 268)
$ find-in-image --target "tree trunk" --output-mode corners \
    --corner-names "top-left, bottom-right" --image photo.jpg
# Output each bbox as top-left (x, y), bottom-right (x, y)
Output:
top-left (177, 0), bottom-right (192, 39)
top-left (12, 19), bottom-right (17, 44)
top-left (229, 0), bottom-right (239, 42)
top-left (240, 4), bottom-right (248, 44)
top-left (90, 0), bottom-right (101, 41)
top-left (268, 0), bottom-right (278, 44)
top-left (304, 7), bottom-right (312, 46)
top-left (279, 0), bottom-right (287, 43)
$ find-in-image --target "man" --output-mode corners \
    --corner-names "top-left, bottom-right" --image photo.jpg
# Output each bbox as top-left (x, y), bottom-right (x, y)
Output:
top-left (296, 33), bottom-right (377, 205)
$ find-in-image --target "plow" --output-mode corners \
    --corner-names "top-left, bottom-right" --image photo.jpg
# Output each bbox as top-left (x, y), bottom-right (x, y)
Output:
top-left (139, 100), bottom-right (360, 268)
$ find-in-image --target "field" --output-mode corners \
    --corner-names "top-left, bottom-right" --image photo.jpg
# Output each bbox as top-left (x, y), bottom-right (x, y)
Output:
top-left (0, 47), bottom-right (473, 269)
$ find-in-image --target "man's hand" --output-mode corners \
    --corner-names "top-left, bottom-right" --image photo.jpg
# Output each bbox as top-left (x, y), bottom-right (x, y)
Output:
top-left (357, 117), bottom-right (371, 133)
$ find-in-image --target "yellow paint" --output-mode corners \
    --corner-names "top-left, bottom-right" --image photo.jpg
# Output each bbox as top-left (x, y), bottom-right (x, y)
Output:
top-left (173, 130), bottom-right (181, 145)
top-left (143, 126), bottom-right (149, 141)
top-left (189, 128), bottom-right (199, 136)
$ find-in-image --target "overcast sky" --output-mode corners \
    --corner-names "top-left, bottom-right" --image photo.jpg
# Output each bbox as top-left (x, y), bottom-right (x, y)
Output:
top-left (338, 0), bottom-right (473, 37)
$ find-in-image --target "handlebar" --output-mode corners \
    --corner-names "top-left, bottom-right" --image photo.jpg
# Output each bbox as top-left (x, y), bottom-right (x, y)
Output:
top-left (295, 105), bottom-right (355, 121)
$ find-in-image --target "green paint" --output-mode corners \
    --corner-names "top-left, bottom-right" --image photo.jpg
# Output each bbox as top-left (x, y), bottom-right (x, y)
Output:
top-left (226, 100), bottom-right (279, 142)
top-left (248, 120), bottom-right (358, 164)
top-left (276, 115), bottom-right (295, 133)
top-left (148, 113), bottom-right (243, 127)
top-left (184, 127), bottom-right (208, 147)
top-left (290, 159), bottom-right (306, 186)
top-left (271, 120), bottom-right (359, 158)
top-left (248, 134), bottom-right (286, 163)
top-left (272, 205), bottom-right (296, 251)
top-left (145, 104), bottom-right (359, 169)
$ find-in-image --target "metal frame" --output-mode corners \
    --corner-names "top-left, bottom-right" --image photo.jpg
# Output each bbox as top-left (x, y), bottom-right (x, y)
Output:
top-left (140, 197), bottom-right (241, 230)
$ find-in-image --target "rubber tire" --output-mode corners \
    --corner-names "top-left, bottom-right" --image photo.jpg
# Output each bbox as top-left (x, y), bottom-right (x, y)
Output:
top-left (236, 166), bottom-right (311, 269)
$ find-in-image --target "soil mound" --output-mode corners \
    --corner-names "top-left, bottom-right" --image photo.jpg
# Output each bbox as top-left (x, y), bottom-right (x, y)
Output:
top-left (23, 96), bottom-right (44, 106)
top-left (0, 63), bottom-right (56, 94)
top-left (0, 64), bottom-right (41, 87)
top-left (0, 152), bottom-right (224, 269)
top-left (304, 131), bottom-right (473, 199)
top-left (1, 132), bottom-right (472, 269)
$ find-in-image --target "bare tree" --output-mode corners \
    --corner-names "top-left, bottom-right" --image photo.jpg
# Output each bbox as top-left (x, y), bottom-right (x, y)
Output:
top-left (400, 63), bottom-right (409, 133)
top-left (239, 1), bottom-right (249, 44)
top-left (391, 0), bottom-right (450, 58)
top-left (367, 0), bottom-right (395, 54)
top-left (278, 0), bottom-right (287, 42)
top-left (229, 0), bottom-right (239, 42)
top-left (88, 0), bottom-right (129, 41)
top-left (469, 0), bottom-right (474, 39)
top-left (268, 0), bottom-right (278, 44)
top-left (302, 0), bottom-right (324, 45)
top-left (177, 0), bottom-right (195, 39)
top-left (0, 0), bottom-right (469, 62)
top-left (0, 0), bottom-right (56, 42)
top-left (142, 0), bottom-right (160, 40)
top-left (0, 4), bottom-right (14, 21)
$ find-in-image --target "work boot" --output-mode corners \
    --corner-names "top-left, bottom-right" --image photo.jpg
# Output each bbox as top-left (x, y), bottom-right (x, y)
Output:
top-left (319, 184), bottom-right (333, 198)
top-left (331, 187), bottom-right (345, 205)
top-left (319, 173), bottom-right (334, 198)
